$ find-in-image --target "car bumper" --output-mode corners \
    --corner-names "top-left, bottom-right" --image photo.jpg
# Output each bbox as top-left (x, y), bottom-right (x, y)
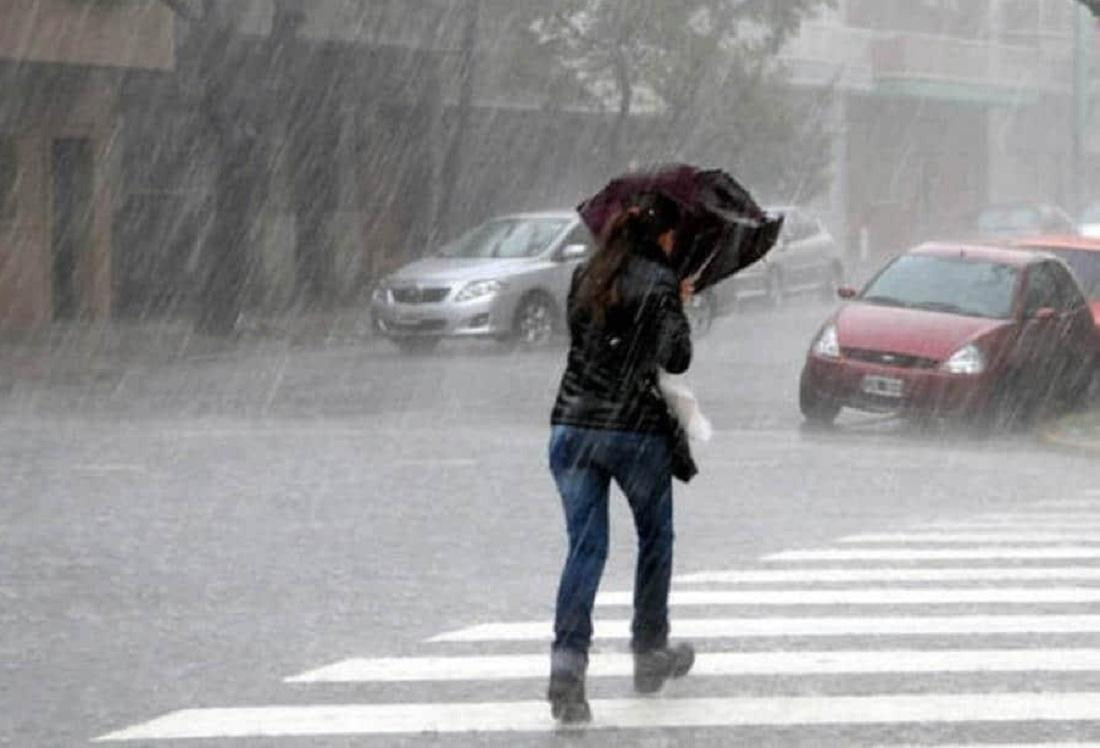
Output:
top-left (370, 293), bottom-right (514, 339)
top-left (801, 354), bottom-right (997, 417)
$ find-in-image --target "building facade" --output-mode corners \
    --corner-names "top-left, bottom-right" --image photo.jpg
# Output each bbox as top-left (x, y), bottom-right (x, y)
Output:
top-left (780, 0), bottom-right (1099, 260)
top-left (0, 0), bottom-right (174, 329)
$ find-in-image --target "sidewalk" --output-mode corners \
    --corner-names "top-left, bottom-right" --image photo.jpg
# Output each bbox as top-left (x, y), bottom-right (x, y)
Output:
top-left (0, 308), bottom-right (378, 390)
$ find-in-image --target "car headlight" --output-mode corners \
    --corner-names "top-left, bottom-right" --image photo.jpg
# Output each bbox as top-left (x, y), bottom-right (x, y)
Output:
top-left (941, 343), bottom-right (985, 375)
top-left (455, 280), bottom-right (503, 302)
top-left (812, 324), bottom-right (840, 358)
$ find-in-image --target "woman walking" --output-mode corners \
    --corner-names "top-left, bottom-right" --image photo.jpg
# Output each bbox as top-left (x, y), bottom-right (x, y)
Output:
top-left (547, 191), bottom-right (696, 724)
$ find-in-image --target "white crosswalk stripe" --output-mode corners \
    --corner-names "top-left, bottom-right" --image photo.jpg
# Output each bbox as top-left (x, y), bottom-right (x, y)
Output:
top-left (93, 693), bottom-right (1100, 741)
top-left (675, 566), bottom-right (1100, 584)
top-left (286, 649), bottom-right (1100, 683)
top-left (430, 614), bottom-right (1100, 642)
top-left (764, 546), bottom-right (1100, 561)
top-left (595, 586), bottom-right (1100, 607)
top-left (96, 504), bottom-right (1100, 743)
top-left (840, 532), bottom-right (1100, 543)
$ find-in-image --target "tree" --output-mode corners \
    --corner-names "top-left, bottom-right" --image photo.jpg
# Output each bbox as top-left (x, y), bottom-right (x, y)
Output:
top-left (529, 0), bottom-right (834, 199)
top-left (152, 0), bottom-right (258, 334)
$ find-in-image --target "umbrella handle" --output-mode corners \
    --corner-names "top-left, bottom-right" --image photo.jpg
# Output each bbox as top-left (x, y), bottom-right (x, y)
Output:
top-left (689, 249), bottom-right (720, 283)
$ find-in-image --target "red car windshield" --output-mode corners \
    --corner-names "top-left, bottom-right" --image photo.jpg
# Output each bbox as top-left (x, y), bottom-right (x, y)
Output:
top-left (861, 255), bottom-right (1019, 320)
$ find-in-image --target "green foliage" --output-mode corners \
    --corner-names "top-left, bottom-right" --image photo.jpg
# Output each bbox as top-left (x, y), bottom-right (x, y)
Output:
top-left (526, 0), bottom-right (836, 199)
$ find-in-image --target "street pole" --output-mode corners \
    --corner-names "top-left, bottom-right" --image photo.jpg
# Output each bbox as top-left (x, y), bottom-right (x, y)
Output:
top-left (1073, 2), bottom-right (1091, 217)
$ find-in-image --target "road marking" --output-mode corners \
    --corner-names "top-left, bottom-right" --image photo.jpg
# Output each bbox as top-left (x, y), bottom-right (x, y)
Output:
top-left (595, 587), bottom-right (1100, 607)
top-left (914, 522), bottom-right (1100, 531)
top-left (92, 692), bottom-right (1100, 741)
top-left (840, 532), bottom-right (1100, 543)
top-left (764, 547), bottom-right (1100, 561)
top-left (287, 648), bottom-right (1100, 683)
top-left (934, 513), bottom-right (1100, 522)
top-left (675, 567), bottom-right (1100, 584)
top-left (429, 614), bottom-right (1100, 643)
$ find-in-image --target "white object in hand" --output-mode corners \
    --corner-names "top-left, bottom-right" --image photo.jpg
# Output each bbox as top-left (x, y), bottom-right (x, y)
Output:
top-left (658, 371), bottom-right (713, 442)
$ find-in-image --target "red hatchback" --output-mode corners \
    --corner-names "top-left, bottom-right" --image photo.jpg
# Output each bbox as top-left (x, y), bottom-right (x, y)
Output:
top-left (799, 243), bottom-right (1100, 425)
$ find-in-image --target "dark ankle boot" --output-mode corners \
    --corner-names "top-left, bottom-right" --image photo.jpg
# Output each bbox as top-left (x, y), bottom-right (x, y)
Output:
top-left (547, 649), bottom-right (591, 723)
top-left (633, 642), bottom-right (695, 694)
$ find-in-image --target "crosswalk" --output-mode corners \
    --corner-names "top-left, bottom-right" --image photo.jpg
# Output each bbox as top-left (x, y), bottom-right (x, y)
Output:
top-left (95, 501), bottom-right (1100, 744)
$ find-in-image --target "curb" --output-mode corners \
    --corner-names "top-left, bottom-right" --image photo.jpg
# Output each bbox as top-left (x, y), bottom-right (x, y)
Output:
top-left (1038, 411), bottom-right (1100, 456)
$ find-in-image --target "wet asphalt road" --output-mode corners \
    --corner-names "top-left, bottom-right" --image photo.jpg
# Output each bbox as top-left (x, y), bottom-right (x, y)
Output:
top-left (3, 297), bottom-right (1100, 746)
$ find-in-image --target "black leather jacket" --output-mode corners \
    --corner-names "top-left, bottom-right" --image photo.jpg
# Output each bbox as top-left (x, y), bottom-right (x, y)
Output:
top-left (550, 242), bottom-right (692, 434)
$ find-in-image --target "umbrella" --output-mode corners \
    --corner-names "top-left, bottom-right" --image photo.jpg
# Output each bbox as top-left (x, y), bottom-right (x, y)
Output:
top-left (577, 163), bottom-right (784, 293)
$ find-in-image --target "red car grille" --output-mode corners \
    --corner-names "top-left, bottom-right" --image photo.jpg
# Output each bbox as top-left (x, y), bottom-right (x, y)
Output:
top-left (841, 347), bottom-right (939, 370)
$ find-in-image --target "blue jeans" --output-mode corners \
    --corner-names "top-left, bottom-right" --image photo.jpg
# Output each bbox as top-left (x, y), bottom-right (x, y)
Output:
top-left (549, 424), bottom-right (674, 657)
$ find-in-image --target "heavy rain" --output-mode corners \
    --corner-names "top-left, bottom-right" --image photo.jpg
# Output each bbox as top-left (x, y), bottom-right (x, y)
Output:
top-left (4, 0), bottom-right (1100, 744)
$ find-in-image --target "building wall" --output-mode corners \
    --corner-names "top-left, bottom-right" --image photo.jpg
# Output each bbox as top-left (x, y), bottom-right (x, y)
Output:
top-left (0, 68), bottom-right (120, 329)
top-left (0, 0), bottom-right (174, 70)
top-left (782, 0), bottom-right (1094, 262)
top-left (0, 0), bottom-right (173, 330)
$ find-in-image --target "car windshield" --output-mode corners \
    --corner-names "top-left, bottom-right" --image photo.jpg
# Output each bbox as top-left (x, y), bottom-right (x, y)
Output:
top-left (1035, 248), bottom-right (1100, 298)
top-left (437, 218), bottom-right (569, 259)
top-left (860, 254), bottom-right (1019, 319)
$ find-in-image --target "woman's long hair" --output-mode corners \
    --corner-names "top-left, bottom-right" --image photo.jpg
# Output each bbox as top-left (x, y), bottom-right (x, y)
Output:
top-left (576, 192), bottom-right (681, 323)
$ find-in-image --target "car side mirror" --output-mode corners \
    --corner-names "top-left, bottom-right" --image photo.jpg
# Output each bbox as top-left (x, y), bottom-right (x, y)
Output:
top-left (1034, 307), bottom-right (1057, 321)
top-left (559, 243), bottom-right (589, 262)
top-left (837, 286), bottom-right (858, 300)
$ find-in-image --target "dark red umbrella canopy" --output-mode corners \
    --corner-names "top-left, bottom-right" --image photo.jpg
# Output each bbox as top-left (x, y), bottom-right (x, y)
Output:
top-left (577, 163), bottom-right (783, 292)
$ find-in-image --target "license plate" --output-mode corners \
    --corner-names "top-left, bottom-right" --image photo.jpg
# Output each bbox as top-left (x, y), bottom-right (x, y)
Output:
top-left (861, 375), bottom-right (904, 398)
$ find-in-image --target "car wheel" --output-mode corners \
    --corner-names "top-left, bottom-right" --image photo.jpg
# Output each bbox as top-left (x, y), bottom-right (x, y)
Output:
top-left (685, 291), bottom-right (716, 337)
top-left (393, 337), bottom-right (441, 355)
top-left (799, 372), bottom-right (840, 426)
top-left (820, 262), bottom-right (844, 302)
top-left (514, 293), bottom-right (556, 347)
top-left (766, 268), bottom-right (784, 307)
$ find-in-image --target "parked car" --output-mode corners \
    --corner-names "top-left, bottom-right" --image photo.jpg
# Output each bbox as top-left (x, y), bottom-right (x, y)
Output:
top-left (1012, 235), bottom-right (1100, 325)
top-left (799, 242), bottom-right (1100, 426)
top-left (1078, 203), bottom-right (1100, 238)
top-left (687, 206), bottom-right (844, 334)
top-left (370, 211), bottom-right (593, 352)
top-left (970, 202), bottom-right (1077, 238)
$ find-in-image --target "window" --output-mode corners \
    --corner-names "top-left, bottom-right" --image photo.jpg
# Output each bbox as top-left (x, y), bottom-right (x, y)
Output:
top-left (437, 217), bottom-right (571, 259)
top-left (0, 139), bottom-right (16, 222)
top-left (560, 223), bottom-right (595, 253)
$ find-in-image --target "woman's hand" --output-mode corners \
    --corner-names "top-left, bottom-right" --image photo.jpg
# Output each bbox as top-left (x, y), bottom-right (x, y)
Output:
top-left (679, 279), bottom-right (695, 303)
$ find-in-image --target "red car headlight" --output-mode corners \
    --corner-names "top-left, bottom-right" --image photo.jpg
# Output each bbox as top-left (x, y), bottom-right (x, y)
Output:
top-left (940, 344), bottom-right (985, 375)
top-left (812, 324), bottom-right (840, 358)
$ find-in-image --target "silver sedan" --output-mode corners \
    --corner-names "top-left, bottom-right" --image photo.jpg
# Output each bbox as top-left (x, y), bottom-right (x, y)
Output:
top-left (370, 212), bottom-right (593, 353)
